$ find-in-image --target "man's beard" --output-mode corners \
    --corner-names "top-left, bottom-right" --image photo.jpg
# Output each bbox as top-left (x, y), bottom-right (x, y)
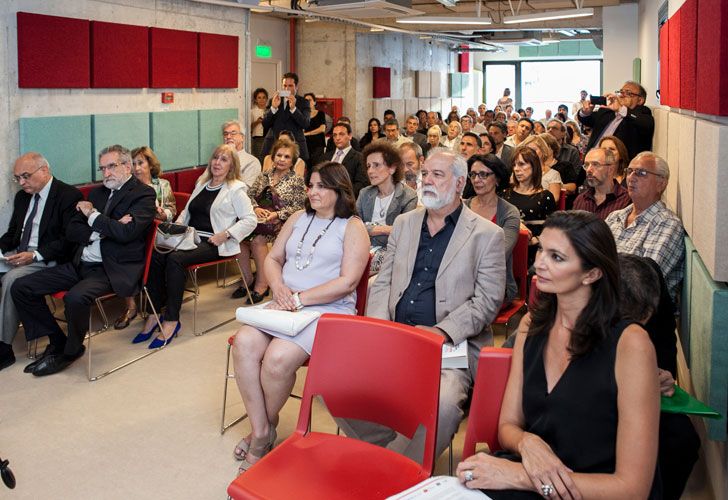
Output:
top-left (421, 182), bottom-right (456, 210)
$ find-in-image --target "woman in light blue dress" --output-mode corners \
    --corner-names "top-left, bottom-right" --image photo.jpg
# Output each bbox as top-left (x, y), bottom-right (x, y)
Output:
top-left (230, 162), bottom-right (369, 473)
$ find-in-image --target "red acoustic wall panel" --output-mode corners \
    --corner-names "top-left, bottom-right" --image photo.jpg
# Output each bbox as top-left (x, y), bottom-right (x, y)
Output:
top-left (659, 21), bottom-right (670, 106)
top-left (458, 51), bottom-right (470, 73)
top-left (17, 12), bottom-right (90, 88)
top-left (198, 33), bottom-right (239, 88)
top-left (696, 0), bottom-right (728, 116)
top-left (91, 21), bottom-right (148, 88)
top-left (149, 27), bottom-right (198, 88)
top-left (667, 11), bottom-right (681, 108)
top-left (373, 67), bottom-right (391, 98)
top-left (679, 0), bottom-right (697, 111)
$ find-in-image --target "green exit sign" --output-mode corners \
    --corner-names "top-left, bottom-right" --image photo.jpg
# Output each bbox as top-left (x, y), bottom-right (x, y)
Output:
top-left (255, 45), bottom-right (272, 59)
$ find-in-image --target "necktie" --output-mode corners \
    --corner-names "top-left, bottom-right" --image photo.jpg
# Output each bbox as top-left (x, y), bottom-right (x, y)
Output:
top-left (102, 191), bottom-right (114, 215)
top-left (334, 150), bottom-right (344, 163)
top-left (18, 193), bottom-right (40, 252)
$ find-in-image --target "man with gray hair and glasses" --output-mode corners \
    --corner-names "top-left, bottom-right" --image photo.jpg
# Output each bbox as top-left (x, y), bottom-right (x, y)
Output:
top-left (12, 145), bottom-right (156, 377)
top-left (0, 152), bottom-right (82, 371)
top-left (341, 148), bottom-right (506, 460)
top-left (573, 147), bottom-right (630, 219)
top-left (222, 120), bottom-right (261, 189)
top-left (606, 152), bottom-right (684, 302)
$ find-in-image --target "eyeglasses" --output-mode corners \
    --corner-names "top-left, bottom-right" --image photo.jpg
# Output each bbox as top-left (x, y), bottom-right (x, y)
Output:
top-left (582, 161), bottom-right (614, 170)
top-left (98, 162), bottom-right (124, 172)
top-left (617, 89), bottom-right (640, 98)
top-left (625, 167), bottom-right (664, 178)
top-left (12, 165), bottom-right (44, 183)
top-left (468, 171), bottom-right (495, 180)
top-left (222, 131), bottom-right (241, 137)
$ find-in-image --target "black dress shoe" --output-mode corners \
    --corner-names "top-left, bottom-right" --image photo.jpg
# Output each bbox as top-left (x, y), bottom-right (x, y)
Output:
top-left (24, 344), bottom-right (64, 373)
top-left (32, 346), bottom-right (85, 377)
top-left (246, 289), bottom-right (269, 305)
top-left (0, 350), bottom-right (15, 372)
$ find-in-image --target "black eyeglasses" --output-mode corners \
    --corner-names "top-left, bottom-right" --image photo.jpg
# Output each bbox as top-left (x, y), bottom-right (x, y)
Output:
top-left (468, 171), bottom-right (495, 180)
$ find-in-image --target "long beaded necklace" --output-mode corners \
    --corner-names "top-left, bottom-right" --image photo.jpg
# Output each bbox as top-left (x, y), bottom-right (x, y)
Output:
top-left (295, 214), bottom-right (336, 270)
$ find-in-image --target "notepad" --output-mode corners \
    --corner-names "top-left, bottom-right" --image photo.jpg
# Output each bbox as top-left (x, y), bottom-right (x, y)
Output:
top-left (387, 476), bottom-right (491, 499)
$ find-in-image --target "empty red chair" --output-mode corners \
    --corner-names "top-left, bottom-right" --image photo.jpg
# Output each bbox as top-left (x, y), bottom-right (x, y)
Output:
top-left (462, 347), bottom-right (513, 458)
top-left (493, 229), bottom-right (529, 329)
top-left (227, 314), bottom-right (444, 500)
top-left (173, 191), bottom-right (190, 218)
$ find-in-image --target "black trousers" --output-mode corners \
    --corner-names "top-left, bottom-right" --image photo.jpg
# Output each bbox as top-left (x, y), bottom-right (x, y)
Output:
top-left (11, 262), bottom-right (113, 357)
top-left (145, 241), bottom-right (220, 322)
top-left (659, 412), bottom-right (700, 500)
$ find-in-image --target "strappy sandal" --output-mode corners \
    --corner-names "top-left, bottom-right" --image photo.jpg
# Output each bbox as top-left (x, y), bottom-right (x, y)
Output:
top-left (233, 435), bottom-right (252, 461)
top-left (237, 428), bottom-right (276, 473)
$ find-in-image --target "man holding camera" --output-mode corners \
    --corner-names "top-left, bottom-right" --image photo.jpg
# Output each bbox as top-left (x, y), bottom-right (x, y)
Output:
top-left (261, 72), bottom-right (311, 161)
top-left (579, 81), bottom-right (655, 160)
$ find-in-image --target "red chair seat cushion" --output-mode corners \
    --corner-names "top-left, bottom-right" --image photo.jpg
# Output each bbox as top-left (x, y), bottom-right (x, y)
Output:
top-left (228, 432), bottom-right (428, 500)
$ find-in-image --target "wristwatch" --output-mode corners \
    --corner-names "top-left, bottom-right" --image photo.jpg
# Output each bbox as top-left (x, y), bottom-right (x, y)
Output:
top-left (292, 292), bottom-right (304, 311)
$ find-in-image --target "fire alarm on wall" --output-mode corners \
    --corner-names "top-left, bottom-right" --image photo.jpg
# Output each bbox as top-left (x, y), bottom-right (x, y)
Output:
top-left (161, 92), bottom-right (174, 104)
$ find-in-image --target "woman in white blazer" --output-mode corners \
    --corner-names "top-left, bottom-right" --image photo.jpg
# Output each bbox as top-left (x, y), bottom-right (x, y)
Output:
top-left (136, 144), bottom-right (257, 348)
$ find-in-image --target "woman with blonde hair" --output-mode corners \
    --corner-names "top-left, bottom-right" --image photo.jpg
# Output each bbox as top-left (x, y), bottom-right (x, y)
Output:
top-left (136, 144), bottom-right (257, 348)
top-left (521, 135), bottom-right (562, 203)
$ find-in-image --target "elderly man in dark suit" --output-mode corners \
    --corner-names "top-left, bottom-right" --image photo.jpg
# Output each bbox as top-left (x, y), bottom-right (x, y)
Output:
top-left (579, 80), bottom-right (655, 160)
top-left (323, 121), bottom-right (368, 197)
top-left (12, 145), bottom-right (156, 376)
top-left (0, 153), bottom-right (82, 370)
top-left (261, 72), bottom-right (311, 161)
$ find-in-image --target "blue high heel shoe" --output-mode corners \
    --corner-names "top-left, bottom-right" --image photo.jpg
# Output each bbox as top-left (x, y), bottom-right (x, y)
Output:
top-left (148, 321), bottom-right (181, 349)
top-left (132, 316), bottom-right (163, 344)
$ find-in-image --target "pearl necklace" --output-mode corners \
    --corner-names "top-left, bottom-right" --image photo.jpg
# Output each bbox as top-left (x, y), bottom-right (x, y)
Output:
top-left (295, 214), bottom-right (336, 270)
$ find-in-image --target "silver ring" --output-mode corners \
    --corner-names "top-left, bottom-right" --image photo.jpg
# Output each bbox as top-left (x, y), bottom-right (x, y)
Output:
top-left (464, 470), bottom-right (474, 482)
top-left (541, 484), bottom-right (554, 497)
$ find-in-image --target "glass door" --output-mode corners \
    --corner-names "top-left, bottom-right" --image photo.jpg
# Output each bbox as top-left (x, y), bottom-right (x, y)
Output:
top-left (484, 63), bottom-right (517, 111)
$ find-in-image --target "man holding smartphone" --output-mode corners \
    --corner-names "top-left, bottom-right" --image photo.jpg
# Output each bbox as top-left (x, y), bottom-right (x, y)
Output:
top-left (579, 80), bottom-right (655, 160)
top-left (261, 72), bottom-right (311, 160)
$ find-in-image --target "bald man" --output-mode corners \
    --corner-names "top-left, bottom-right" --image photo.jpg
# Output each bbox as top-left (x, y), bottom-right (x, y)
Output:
top-left (0, 153), bottom-right (82, 370)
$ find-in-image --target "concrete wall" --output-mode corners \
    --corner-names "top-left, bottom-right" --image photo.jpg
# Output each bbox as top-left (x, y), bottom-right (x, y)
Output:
top-left (0, 0), bottom-right (249, 229)
top-left (602, 3), bottom-right (639, 96)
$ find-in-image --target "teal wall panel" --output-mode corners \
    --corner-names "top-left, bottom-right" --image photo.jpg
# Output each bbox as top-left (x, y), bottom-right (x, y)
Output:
top-left (92, 112), bottom-right (151, 181)
top-left (19, 115), bottom-right (93, 185)
top-left (689, 250), bottom-right (728, 440)
top-left (198, 108), bottom-right (239, 165)
top-left (150, 111), bottom-right (200, 171)
top-left (519, 40), bottom-right (602, 58)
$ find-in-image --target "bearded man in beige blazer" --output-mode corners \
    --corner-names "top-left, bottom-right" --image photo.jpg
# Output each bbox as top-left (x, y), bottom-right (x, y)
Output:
top-left (341, 148), bottom-right (506, 459)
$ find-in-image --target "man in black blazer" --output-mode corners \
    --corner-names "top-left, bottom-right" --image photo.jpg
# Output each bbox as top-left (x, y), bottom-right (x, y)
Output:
top-left (323, 122), bottom-right (368, 197)
top-left (324, 116), bottom-right (360, 154)
top-left (12, 145), bottom-right (156, 376)
top-left (0, 153), bottom-right (82, 370)
top-left (579, 80), bottom-right (655, 160)
top-left (261, 72), bottom-right (311, 161)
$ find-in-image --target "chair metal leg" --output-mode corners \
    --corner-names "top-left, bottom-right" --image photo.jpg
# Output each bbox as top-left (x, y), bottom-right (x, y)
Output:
top-left (194, 260), bottom-right (252, 336)
top-left (86, 290), bottom-right (167, 382)
top-left (221, 342), bottom-right (248, 434)
top-left (448, 440), bottom-right (454, 475)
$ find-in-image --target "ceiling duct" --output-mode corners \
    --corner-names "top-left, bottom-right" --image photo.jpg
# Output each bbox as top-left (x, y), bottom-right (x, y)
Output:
top-left (306, 0), bottom-right (423, 19)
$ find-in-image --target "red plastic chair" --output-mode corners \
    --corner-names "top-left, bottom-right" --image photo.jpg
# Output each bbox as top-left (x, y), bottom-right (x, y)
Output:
top-left (175, 167), bottom-right (205, 193)
top-left (50, 221), bottom-right (161, 381)
top-left (173, 191), bottom-right (190, 218)
top-left (185, 256), bottom-right (245, 335)
top-left (493, 229), bottom-right (529, 329)
top-left (227, 314), bottom-right (445, 500)
top-left (220, 255), bottom-right (372, 434)
top-left (160, 171), bottom-right (177, 191)
top-left (462, 347), bottom-right (513, 458)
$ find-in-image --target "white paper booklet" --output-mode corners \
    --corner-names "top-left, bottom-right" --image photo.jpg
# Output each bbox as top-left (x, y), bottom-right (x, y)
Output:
top-left (0, 251), bottom-right (11, 273)
top-left (442, 341), bottom-right (468, 369)
top-left (235, 303), bottom-right (321, 337)
top-left (386, 476), bottom-right (491, 499)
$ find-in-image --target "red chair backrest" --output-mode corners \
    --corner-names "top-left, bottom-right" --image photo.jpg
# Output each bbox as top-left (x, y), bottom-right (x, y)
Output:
top-left (78, 183), bottom-right (101, 200)
top-left (462, 347), bottom-right (513, 458)
top-left (354, 254), bottom-right (372, 316)
top-left (512, 229), bottom-right (529, 301)
top-left (528, 275), bottom-right (540, 308)
top-left (141, 220), bottom-right (160, 286)
top-left (173, 192), bottom-right (191, 218)
top-left (175, 167), bottom-right (205, 194)
top-left (299, 314), bottom-right (444, 473)
top-left (558, 189), bottom-right (567, 210)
